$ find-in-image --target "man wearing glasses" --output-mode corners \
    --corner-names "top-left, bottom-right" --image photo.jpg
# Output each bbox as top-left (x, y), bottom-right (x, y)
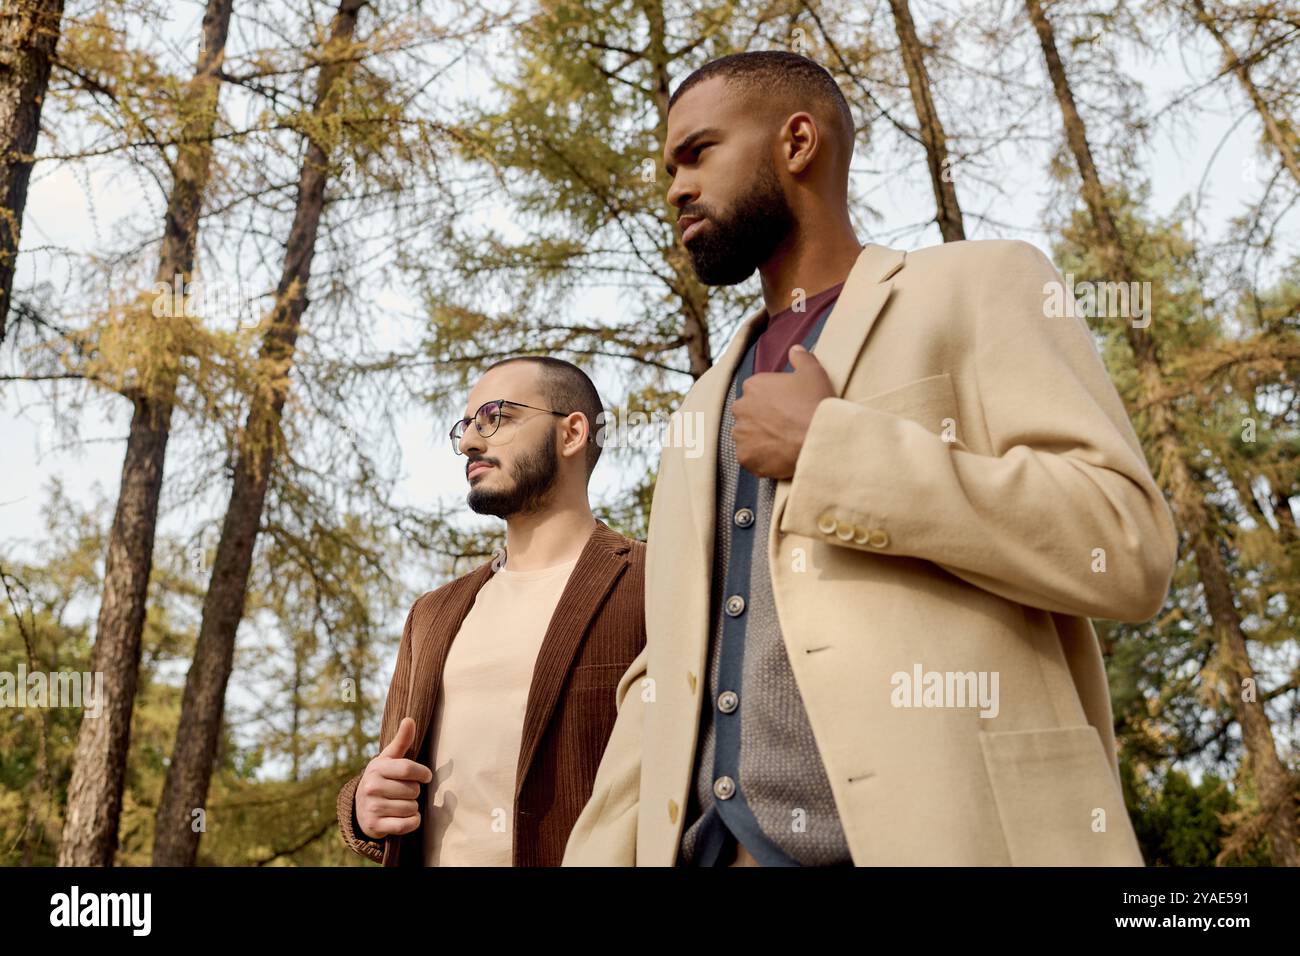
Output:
top-left (336, 356), bottom-right (646, 866)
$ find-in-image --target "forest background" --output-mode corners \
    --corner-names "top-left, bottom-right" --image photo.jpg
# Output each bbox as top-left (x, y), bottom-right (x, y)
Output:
top-left (0, 0), bottom-right (1296, 866)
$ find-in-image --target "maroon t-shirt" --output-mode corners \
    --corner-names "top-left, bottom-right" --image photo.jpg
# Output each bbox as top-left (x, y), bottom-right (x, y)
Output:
top-left (753, 281), bottom-right (846, 374)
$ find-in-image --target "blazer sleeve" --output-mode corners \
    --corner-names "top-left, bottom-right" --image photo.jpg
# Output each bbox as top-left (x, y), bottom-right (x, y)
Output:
top-left (336, 772), bottom-right (384, 864)
top-left (336, 601), bottom-right (419, 864)
top-left (561, 643), bottom-right (647, 866)
top-left (779, 239), bottom-right (1178, 623)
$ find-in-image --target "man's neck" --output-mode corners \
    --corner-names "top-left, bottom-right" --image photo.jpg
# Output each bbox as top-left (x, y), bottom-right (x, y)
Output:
top-left (760, 217), bottom-right (862, 319)
top-left (502, 500), bottom-right (596, 572)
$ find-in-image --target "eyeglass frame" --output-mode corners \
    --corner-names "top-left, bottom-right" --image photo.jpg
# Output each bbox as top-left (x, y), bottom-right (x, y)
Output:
top-left (450, 398), bottom-right (576, 455)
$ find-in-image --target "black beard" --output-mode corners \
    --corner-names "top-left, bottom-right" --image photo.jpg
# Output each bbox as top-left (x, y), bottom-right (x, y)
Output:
top-left (466, 433), bottom-right (559, 519)
top-left (685, 155), bottom-right (797, 286)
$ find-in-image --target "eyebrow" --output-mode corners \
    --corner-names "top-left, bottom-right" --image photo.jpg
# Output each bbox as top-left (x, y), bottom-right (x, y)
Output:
top-left (665, 126), bottom-right (724, 176)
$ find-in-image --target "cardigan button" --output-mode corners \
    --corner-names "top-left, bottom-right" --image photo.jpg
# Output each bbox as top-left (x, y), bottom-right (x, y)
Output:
top-left (734, 507), bottom-right (755, 528)
top-left (713, 776), bottom-right (736, 801)
top-left (816, 512), bottom-right (838, 535)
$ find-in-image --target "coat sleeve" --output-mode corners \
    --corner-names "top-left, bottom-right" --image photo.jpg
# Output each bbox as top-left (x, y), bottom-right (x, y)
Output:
top-left (336, 772), bottom-right (384, 863)
top-left (779, 239), bottom-right (1178, 623)
top-left (561, 643), bottom-right (648, 866)
top-left (336, 601), bottom-right (419, 864)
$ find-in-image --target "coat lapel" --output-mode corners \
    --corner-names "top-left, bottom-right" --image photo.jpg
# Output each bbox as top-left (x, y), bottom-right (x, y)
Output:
top-left (404, 563), bottom-right (494, 761)
top-left (382, 562), bottom-right (493, 866)
top-left (811, 244), bottom-right (906, 392)
top-left (680, 242), bottom-right (907, 570)
top-left (770, 244), bottom-right (906, 530)
top-left (677, 308), bottom-right (766, 588)
top-left (514, 519), bottom-right (632, 795)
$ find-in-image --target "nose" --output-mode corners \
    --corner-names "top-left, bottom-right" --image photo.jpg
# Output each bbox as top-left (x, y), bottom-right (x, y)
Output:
top-left (666, 174), bottom-right (697, 215)
top-left (458, 422), bottom-right (486, 458)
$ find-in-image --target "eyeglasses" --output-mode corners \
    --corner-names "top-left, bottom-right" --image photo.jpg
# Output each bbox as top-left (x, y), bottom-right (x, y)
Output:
top-left (450, 399), bottom-right (570, 454)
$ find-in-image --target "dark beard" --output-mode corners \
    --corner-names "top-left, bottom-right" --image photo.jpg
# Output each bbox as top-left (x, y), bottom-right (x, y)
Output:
top-left (685, 154), bottom-right (797, 286)
top-left (466, 433), bottom-right (559, 519)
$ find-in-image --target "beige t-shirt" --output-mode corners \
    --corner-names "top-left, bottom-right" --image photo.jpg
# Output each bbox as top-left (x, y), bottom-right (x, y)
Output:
top-left (421, 556), bottom-right (579, 866)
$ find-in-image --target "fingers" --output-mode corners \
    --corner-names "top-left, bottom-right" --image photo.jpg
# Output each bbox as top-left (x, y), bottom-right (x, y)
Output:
top-left (365, 798), bottom-right (420, 819)
top-left (379, 716), bottom-right (416, 759)
top-left (380, 757), bottom-right (433, 784)
top-left (359, 804), bottom-right (421, 839)
top-left (363, 776), bottom-right (422, 800)
top-left (355, 717), bottom-right (434, 840)
top-left (373, 718), bottom-right (431, 781)
top-left (371, 815), bottom-right (422, 837)
top-left (357, 761), bottom-right (426, 839)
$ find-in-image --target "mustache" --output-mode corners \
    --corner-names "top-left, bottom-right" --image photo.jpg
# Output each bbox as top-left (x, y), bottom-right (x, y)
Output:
top-left (678, 205), bottom-right (712, 223)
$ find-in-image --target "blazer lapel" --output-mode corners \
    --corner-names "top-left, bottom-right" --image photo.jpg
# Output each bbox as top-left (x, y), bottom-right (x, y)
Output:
top-left (382, 563), bottom-right (493, 866)
top-left (811, 244), bottom-right (906, 392)
top-left (679, 308), bottom-right (768, 586)
top-left (514, 519), bottom-right (632, 796)
top-left (679, 243), bottom-right (906, 576)
top-left (771, 243), bottom-right (906, 530)
top-left (403, 562), bottom-right (494, 761)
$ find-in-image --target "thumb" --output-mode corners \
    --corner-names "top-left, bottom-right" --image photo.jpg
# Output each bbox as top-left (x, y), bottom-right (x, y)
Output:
top-left (380, 716), bottom-right (416, 759)
top-left (789, 344), bottom-right (824, 373)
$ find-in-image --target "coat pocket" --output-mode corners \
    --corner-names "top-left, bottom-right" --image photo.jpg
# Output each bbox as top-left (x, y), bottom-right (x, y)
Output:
top-left (567, 661), bottom-right (635, 692)
top-left (978, 724), bottom-right (1143, 866)
top-left (848, 372), bottom-right (959, 441)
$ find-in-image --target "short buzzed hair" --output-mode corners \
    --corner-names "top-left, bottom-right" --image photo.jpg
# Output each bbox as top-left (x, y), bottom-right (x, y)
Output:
top-left (668, 51), bottom-right (856, 172)
top-left (483, 356), bottom-right (605, 478)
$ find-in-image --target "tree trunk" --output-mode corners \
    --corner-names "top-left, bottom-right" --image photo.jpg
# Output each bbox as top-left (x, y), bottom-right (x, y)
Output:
top-left (57, 0), bottom-right (234, 867)
top-left (151, 0), bottom-right (365, 867)
top-left (0, 0), bottom-right (64, 344)
top-left (1025, 0), bottom-right (1299, 866)
top-left (887, 0), bottom-right (965, 242)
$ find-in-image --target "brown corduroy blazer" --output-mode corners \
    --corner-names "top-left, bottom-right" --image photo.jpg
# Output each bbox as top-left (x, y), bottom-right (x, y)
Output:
top-left (336, 518), bottom-right (645, 867)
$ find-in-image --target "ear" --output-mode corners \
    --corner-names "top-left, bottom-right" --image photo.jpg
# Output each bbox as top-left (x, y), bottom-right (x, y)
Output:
top-left (558, 411), bottom-right (590, 462)
top-left (781, 111), bottom-right (820, 175)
